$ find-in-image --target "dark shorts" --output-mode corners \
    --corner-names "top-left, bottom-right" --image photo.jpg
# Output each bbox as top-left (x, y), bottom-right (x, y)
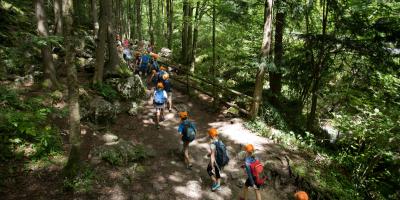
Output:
top-left (207, 162), bottom-right (221, 178)
top-left (245, 177), bottom-right (262, 188)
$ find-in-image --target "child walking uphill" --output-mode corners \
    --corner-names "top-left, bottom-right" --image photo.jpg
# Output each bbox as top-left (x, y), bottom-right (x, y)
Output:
top-left (153, 82), bottom-right (168, 129)
top-left (177, 112), bottom-right (197, 169)
top-left (239, 144), bottom-right (263, 200)
top-left (207, 128), bottom-right (230, 191)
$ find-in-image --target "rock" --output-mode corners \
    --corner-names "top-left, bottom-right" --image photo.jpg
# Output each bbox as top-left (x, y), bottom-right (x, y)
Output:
top-left (128, 102), bottom-right (140, 116)
top-left (114, 75), bottom-right (146, 100)
top-left (174, 104), bottom-right (189, 112)
top-left (14, 75), bottom-right (34, 87)
top-left (88, 96), bottom-right (118, 123)
top-left (159, 47), bottom-right (172, 58)
top-left (102, 132), bottom-right (119, 143)
top-left (230, 171), bottom-right (241, 180)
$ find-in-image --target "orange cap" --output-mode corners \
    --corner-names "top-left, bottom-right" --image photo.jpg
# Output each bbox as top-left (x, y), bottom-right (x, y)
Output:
top-left (179, 111), bottom-right (188, 119)
top-left (294, 191), bottom-right (309, 200)
top-left (208, 128), bottom-right (218, 137)
top-left (244, 144), bottom-right (254, 153)
top-left (157, 82), bottom-right (164, 89)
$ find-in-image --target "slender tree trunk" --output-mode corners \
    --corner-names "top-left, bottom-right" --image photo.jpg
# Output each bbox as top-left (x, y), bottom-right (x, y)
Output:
top-left (270, 11), bottom-right (285, 97)
top-left (190, 1), bottom-right (200, 72)
top-left (35, 0), bottom-right (60, 89)
top-left (135, 0), bottom-right (142, 40)
top-left (62, 0), bottom-right (82, 177)
top-left (167, 0), bottom-right (173, 48)
top-left (148, 0), bottom-right (154, 44)
top-left (307, 0), bottom-right (328, 130)
top-left (212, 0), bottom-right (217, 106)
top-left (181, 0), bottom-right (189, 63)
top-left (93, 0), bottom-right (108, 84)
top-left (91, 0), bottom-right (99, 38)
top-left (54, 0), bottom-right (63, 35)
top-left (250, 0), bottom-right (274, 119)
top-left (106, 0), bottom-right (119, 72)
top-left (186, 5), bottom-right (193, 65)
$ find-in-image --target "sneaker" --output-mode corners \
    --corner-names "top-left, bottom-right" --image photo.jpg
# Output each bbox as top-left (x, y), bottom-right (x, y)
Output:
top-left (211, 183), bottom-right (221, 191)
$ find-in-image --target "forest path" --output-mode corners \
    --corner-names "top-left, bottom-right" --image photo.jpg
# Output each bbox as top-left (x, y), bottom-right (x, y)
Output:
top-left (107, 84), bottom-right (288, 200)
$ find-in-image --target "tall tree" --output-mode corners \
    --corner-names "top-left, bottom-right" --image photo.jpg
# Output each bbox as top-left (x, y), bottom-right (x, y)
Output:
top-left (166, 0), bottom-right (173, 48)
top-left (54, 0), bottom-right (63, 35)
top-left (270, 1), bottom-right (285, 97)
top-left (93, 0), bottom-right (108, 84)
top-left (181, 0), bottom-right (193, 65)
top-left (212, 0), bottom-right (216, 106)
top-left (91, 0), bottom-right (99, 38)
top-left (135, 0), bottom-right (142, 40)
top-left (35, 0), bottom-right (60, 89)
top-left (250, 0), bottom-right (274, 119)
top-left (62, 0), bottom-right (82, 177)
top-left (106, 0), bottom-right (119, 72)
top-left (190, 0), bottom-right (206, 72)
top-left (148, 0), bottom-right (154, 44)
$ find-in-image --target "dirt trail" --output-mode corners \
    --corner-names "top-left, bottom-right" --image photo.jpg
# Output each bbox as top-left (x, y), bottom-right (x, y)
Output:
top-left (107, 88), bottom-right (288, 200)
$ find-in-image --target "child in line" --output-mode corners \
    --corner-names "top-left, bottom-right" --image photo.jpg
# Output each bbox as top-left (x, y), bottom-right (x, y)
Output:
top-left (239, 144), bottom-right (262, 200)
top-left (177, 112), bottom-right (196, 169)
top-left (153, 82), bottom-right (168, 129)
top-left (207, 128), bottom-right (229, 191)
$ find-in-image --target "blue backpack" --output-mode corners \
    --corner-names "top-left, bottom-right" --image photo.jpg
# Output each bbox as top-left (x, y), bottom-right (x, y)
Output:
top-left (182, 121), bottom-right (196, 142)
top-left (214, 140), bottom-right (230, 168)
top-left (154, 90), bottom-right (166, 105)
top-left (141, 54), bottom-right (150, 64)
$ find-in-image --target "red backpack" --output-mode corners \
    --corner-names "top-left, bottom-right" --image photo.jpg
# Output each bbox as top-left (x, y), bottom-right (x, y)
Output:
top-left (249, 159), bottom-right (266, 185)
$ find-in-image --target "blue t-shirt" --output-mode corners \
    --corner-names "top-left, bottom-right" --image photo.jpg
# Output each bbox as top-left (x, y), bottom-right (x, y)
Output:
top-left (245, 156), bottom-right (257, 185)
top-left (163, 79), bottom-right (171, 92)
top-left (178, 120), bottom-right (196, 134)
top-left (141, 54), bottom-right (150, 64)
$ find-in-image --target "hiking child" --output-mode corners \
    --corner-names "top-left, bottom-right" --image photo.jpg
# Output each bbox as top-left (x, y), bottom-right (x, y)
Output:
top-left (122, 44), bottom-right (133, 69)
top-left (162, 73), bottom-right (172, 112)
top-left (207, 128), bottom-right (230, 191)
top-left (139, 51), bottom-right (151, 77)
top-left (239, 144), bottom-right (263, 200)
top-left (150, 53), bottom-right (160, 72)
top-left (177, 111), bottom-right (197, 169)
top-left (153, 82), bottom-right (168, 129)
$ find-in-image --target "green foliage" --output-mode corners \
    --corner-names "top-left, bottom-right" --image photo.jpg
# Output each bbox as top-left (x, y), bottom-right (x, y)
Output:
top-left (91, 83), bottom-right (119, 102)
top-left (0, 86), bottom-right (62, 161)
top-left (63, 164), bottom-right (95, 193)
top-left (94, 141), bottom-right (149, 166)
top-left (116, 63), bottom-right (134, 78)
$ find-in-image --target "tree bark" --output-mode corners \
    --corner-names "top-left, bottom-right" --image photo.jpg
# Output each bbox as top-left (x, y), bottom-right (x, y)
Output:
top-left (212, 0), bottom-right (217, 106)
top-left (35, 0), bottom-right (60, 89)
top-left (54, 0), bottom-right (63, 35)
top-left (148, 0), bottom-right (154, 44)
top-left (62, 0), bottom-right (82, 177)
top-left (167, 0), bottom-right (173, 49)
top-left (250, 0), bottom-right (274, 120)
top-left (191, 0), bottom-right (206, 73)
top-left (181, 0), bottom-right (189, 63)
top-left (93, 0), bottom-right (108, 84)
top-left (106, 0), bottom-right (119, 72)
top-left (270, 11), bottom-right (285, 97)
top-left (91, 0), bottom-right (99, 38)
top-left (135, 0), bottom-right (142, 40)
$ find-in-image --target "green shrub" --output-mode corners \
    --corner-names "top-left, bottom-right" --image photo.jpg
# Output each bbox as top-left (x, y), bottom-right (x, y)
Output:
top-left (63, 164), bottom-right (95, 193)
top-left (91, 83), bottom-right (119, 102)
top-left (94, 141), bottom-right (149, 166)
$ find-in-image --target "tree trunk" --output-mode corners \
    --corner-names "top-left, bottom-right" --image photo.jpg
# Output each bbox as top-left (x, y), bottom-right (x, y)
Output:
top-left (167, 0), bottom-right (173, 48)
top-left (54, 0), bottom-right (63, 35)
top-left (35, 0), bottom-right (60, 89)
top-left (307, 0), bottom-right (328, 130)
top-left (93, 0), bottom-right (108, 84)
top-left (270, 11), bottom-right (285, 97)
top-left (62, 0), bottom-right (82, 177)
top-left (186, 4), bottom-right (193, 65)
top-left (181, 0), bottom-right (189, 63)
top-left (106, 0), bottom-right (119, 72)
top-left (190, 1), bottom-right (200, 72)
top-left (250, 0), bottom-right (274, 120)
top-left (148, 0), bottom-right (154, 44)
top-left (91, 0), bottom-right (99, 38)
top-left (212, 0), bottom-right (217, 106)
top-left (135, 0), bottom-right (142, 40)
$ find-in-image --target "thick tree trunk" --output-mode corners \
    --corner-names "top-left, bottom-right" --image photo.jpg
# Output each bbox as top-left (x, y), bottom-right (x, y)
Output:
top-left (62, 0), bottom-right (81, 177)
top-left (250, 0), bottom-right (274, 120)
top-left (35, 0), bottom-right (60, 89)
top-left (106, 0), bottom-right (119, 72)
top-left (186, 5), bottom-right (193, 65)
top-left (54, 0), bottom-right (63, 35)
top-left (93, 0), bottom-right (108, 84)
top-left (167, 0), bottom-right (173, 48)
top-left (270, 11), bottom-right (285, 97)
top-left (148, 0), bottom-right (154, 44)
top-left (135, 0), bottom-right (142, 40)
top-left (91, 0), bottom-right (99, 38)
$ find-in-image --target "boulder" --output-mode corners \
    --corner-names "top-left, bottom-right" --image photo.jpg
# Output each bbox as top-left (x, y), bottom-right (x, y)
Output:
top-left (128, 101), bottom-right (140, 116)
top-left (115, 75), bottom-right (146, 100)
top-left (88, 96), bottom-right (118, 124)
top-left (159, 47), bottom-right (172, 58)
